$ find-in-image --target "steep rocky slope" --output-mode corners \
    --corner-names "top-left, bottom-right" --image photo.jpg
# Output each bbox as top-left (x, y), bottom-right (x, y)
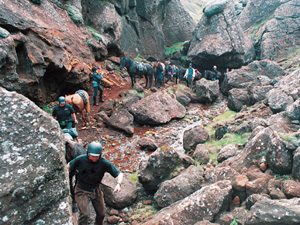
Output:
top-left (0, 0), bottom-right (194, 106)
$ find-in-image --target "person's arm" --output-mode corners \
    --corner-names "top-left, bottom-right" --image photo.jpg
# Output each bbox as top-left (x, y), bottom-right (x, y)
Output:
top-left (68, 157), bottom-right (77, 173)
top-left (192, 69), bottom-right (195, 79)
top-left (113, 172), bottom-right (123, 193)
top-left (184, 69), bottom-right (188, 78)
top-left (96, 73), bottom-right (102, 82)
top-left (72, 113), bottom-right (78, 124)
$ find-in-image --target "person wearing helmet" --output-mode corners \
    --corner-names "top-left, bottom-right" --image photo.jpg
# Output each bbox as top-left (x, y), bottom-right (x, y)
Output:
top-left (68, 141), bottom-right (123, 225)
top-left (92, 67), bottom-right (104, 106)
top-left (52, 96), bottom-right (78, 129)
top-left (184, 63), bottom-right (195, 87)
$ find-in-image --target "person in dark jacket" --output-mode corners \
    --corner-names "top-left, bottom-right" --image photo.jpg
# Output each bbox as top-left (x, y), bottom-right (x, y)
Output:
top-left (52, 96), bottom-right (77, 129)
top-left (68, 141), bottom-right (123, 225)
top-left (92, 67), bottom-right (104, 106)
top-left (212, 65), bottom-right (219, 81)
top-left (155, 59), bottom-right (164, 88)
top-left (166, 62), bottom-right (174, 83)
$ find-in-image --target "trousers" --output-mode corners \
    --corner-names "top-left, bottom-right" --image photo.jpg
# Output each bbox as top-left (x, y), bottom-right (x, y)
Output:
top-left (75, 185), bottom-right (106, 225)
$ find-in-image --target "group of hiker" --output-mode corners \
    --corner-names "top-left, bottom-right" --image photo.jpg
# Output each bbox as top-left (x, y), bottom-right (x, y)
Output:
top-left (51, 65), bottom-right (122, 225)
top-left (154, 59), bottom-right (219, 88)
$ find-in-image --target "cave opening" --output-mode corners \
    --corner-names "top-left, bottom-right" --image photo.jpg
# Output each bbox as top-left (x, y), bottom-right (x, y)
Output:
top-left (107, 43), bottom-right (123, 57)
top-left (42, 62), bottom-right (68, 103)
top-left (15, 43), bottom-right (34, 81)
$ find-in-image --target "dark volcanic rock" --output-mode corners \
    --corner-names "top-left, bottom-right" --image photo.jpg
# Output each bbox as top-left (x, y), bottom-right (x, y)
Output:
top-left (0, 87), bottom-right (71, 224)
top-left (239, 0), bottom-right (282, 30)
top-left (129, 91), bottom-right (186, 125)
top-left (187, 0), bottom-right (246, 69)
top-left (141, 180), bottom-right (232, 225)
top-left (138, 147), bottom-right (195, 192)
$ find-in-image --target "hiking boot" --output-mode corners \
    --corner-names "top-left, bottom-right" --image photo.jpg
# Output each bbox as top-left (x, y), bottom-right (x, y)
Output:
top-left (99, 99), bottom-right (104, 102)
top-left (93, 96), bottom-right (99, 106)
top-left (72, 203), bottom-right (78, 213)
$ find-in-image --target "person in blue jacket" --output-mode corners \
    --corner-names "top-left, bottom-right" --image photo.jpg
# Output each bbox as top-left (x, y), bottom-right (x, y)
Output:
top-left (92, 67), bottom-right (104, 106)
top-left (184, 63), bottom-right (195, 87)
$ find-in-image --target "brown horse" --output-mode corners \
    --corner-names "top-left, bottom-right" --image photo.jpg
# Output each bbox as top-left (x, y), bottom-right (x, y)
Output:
top-left (65, 90), bottom-right (90, 126)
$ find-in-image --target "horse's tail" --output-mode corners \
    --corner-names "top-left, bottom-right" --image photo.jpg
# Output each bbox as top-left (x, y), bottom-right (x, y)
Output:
top-left (84, 91), bottom-right (91, 113)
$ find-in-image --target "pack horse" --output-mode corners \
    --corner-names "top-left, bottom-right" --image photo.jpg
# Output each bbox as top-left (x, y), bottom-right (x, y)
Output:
top-left (120, 57), bottom-right (154, 89)
top-left (65, 90), bottom-right (90, 126)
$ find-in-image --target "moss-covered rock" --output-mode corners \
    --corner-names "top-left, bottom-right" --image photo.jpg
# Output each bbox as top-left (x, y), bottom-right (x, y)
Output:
top-left (0, 27), bottom-right (10, 39)
top-left (66, 5), bottom-right (83, 24)
top-left (203, 0), bottom-right (230, 17)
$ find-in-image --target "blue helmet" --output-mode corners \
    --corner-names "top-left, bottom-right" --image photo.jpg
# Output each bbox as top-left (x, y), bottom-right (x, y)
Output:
top-left (92, 67), bottom-right (98, 72)
top-left (58, 96), bottom-right (65, 104)
top-left (87, 141), bottom-right (103, 156)
top-left (189, 63), bottom-right (193, 67)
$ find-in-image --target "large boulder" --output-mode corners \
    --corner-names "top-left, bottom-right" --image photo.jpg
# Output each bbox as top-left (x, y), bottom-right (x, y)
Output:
top-left (227, 88), bottom-right (250, 112)
top-left (195, 79), bottom-right (220, 103)
top-left (187, 0), bottom-right (246, 69)
top-left (220, 60), bottom-right (285, 95)
top-left (138, 147), bottom-right (195, 192)
top-left (218, 126), bottom-right (273, 172)
top-left (248, 85), bottom-right (273, 105)
top-left (217, 144), bottom-right (239, 163)
top-left (292, 147), bottom-right (300, 180)
top-left (245, 198), bottom-right (300, 224)
top-left (239, 0), bottom-right (282, 30)
top-left (154, 165), bottom-right (204, 208)
top-left (265, 89), bottom-right (294, 113)
top-left (256, 1), bottom-right (300, 60)
top-left (141, 180), bottom-right (233, 225)
top-left (101, 173), bottom-right (138, 209)
top-left (273, 68), bottom-right (300, 101)
top-left (266, 131), bottom-right (293, 175)
top-left (107, 108), bottom-right (134, 135)
top-left (162, 0), bottom-right (196, 47)
top-left (0, 87), bottom-right (72, 224)
top-left (129, 91), bottom-right (186, 125)
top-left (183, 125), bottom-right (209, 151)
top-left (204, 166), bottom-right (240, 185)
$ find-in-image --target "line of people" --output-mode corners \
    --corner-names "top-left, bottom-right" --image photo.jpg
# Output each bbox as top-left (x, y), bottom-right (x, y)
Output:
top-left (51, 65), bottom-right (122, 225)
top-left (153, 60), bottom-right (220, 88)
top-left (154, 59), bottom-right (181, 88)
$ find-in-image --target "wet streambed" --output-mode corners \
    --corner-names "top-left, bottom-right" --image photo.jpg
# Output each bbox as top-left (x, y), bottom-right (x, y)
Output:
top-left (102, 96), bottom-right (228, 172)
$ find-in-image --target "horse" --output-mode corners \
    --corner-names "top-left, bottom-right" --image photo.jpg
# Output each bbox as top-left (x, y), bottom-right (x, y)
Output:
top-left (65, 135), bottom-right (86, 212)
top-left (120, 58), bottom-right (154, 89)
top-left (65, 90), bottom-right (90, 126)
top-left (203, 70), bottom-right (220, 81)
